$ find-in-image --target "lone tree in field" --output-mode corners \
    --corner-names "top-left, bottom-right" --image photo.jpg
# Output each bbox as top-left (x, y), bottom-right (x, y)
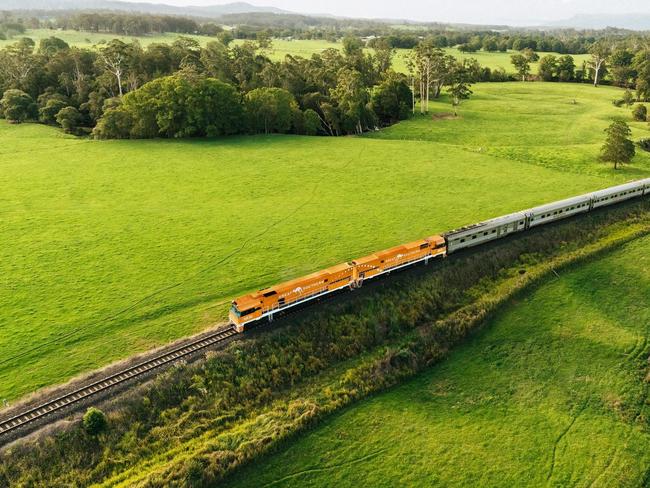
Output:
top-left (600, 119), bottom-right (635, 169)
top-left (448, 61), bottom-right (473, 116)
top-left (83, 407), bottom-right (108, 436)
top-left (589, 41), bottom-right (611, 87)
top-left (510, 54), bottom-right (531, 81)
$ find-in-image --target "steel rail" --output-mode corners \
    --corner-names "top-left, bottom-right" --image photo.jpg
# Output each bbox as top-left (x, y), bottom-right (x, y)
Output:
top-left (0, 326), bottom-right (238, 439)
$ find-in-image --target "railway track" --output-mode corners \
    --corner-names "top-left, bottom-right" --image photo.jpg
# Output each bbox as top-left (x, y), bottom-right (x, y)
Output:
top-left (0, 326), bottom-right (239, 442)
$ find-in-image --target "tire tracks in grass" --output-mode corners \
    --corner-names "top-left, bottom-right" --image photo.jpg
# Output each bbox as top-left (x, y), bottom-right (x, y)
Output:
top-left (589, 323), bottom-right (650, 487)
top-left (261, 448), bottom-right (388, 487)
top-left (587, 446), bottom-right (620, 488)
top-left (546, 397), bottom-right (590, 483)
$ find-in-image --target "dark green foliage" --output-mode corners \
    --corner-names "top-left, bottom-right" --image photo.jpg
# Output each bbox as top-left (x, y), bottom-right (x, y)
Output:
top-left (637, 138), bottom-right (650, 152)
top-left (633, 103), bottom-right (647, 121)
top-left (245, 87), bottom-right (298, 134)
top-left (38, 37), bottom-right (69, 56)
top-left (556, 55), bottom-right (576, 82)
top-left (0, 89), bottom-right (36, 123)
top-left (82, 407), bottom-right (107, 436)
top-left (510, 54), bottom-right (530, 81)
top-left (521, 48), bottom-right (539, 62)
top-left (538, 55), bottom-right (558, 81)
top-left (55, 106), bottom-right (83, 134)
top-left (633, 49), bottom-right (650, 101)
top-left (38, 98), bottom-right (68, 125)
top-left (371, 74), bottom-right (412, 125)
top-left (302, 109), bottom-right (321, 135)
top-left (600, 119), bottom-right (635, 169)
top-left (94, 73), bottom-right (244, 138)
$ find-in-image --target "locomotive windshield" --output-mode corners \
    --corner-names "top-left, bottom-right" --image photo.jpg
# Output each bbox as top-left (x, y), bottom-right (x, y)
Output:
top-left (229, 304), bottom-right (241, 317)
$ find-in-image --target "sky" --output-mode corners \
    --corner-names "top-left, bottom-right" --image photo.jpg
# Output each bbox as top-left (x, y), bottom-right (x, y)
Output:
top-left (127, 0), bottom-right (650, 25)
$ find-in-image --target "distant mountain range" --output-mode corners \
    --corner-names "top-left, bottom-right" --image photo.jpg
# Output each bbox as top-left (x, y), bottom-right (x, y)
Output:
top-left (2, 0), bottom-right (650, 31)
top-left (547, 13), bottom-right (650, 30)
top-left (0, 0), bottom-right (291, 17)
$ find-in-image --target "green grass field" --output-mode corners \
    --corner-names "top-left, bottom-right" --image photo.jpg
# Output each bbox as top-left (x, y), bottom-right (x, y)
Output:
top-left (0, 30), bottom-right (590, 74)
top-left (1, 82), bottom-right (648, 403)
top-left (223, 234), bottom-right (650, 487)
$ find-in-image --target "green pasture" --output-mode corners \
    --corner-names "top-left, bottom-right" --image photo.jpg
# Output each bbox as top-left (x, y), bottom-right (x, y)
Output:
top-left (0, 30), bottom-right (590, 74)
top-left (0, 82), bottom-right (648, 402)
top-left (223, 233), bottom-right (650, 487)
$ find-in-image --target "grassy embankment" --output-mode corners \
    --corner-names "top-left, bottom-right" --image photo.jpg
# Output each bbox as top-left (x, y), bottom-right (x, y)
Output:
top-left (0, 30), bottom-right (591, 74)
top-left (3, 196), bottom-right (650, 487)
top-left (1, 82), bottom-right (648, 403)
top-left (224, 224), bottom-right (650, 488)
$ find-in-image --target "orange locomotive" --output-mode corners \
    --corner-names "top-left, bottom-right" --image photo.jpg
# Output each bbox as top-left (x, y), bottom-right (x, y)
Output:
top-left (229, 234), bottom-right (446, 332)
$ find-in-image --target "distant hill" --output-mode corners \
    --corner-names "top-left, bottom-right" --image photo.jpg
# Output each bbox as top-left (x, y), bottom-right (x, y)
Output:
top-left (0, 0), bottom-right (291, 18)
top-left (550, 13), bottom-right (650, 31)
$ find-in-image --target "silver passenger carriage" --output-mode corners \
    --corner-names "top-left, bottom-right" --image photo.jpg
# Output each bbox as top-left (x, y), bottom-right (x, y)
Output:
top-left (525, 194), bottom-right (592, 228)
top-left (591, 179), bottom-right (649, 209)
top-left (444, 211), bottom-right (527, 253)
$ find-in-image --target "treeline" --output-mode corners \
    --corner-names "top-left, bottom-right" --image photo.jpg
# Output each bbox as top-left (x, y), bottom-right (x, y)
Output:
top-left (527, 39), bottom-right (650, 97)
top-left (5, 9), bottom-right (647, 52)
top-left (372, 31), bottom-right (603, 54)
top-left (57, 12), bottom-right (206, 36)
top-left (0, 16), bottom-right (26, 40)
top-left (0, 35), bottom-right (478, 138)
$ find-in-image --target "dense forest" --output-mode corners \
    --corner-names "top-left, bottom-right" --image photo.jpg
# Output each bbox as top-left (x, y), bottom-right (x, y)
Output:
top-left (0, 34), bottom-right (477, 138)
top-left (1, 11), bottom-right (650, 139)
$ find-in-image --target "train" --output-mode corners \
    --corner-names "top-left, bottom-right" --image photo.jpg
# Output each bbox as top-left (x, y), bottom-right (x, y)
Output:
top-left (229, 178), bottom-right (650, 332)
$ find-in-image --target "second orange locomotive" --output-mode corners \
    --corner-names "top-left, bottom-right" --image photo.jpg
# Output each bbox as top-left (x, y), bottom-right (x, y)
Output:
top-left (229, 234), bottom-right (446, 331)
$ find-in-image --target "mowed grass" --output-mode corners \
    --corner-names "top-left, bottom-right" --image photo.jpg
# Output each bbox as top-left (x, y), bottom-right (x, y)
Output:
top-left (0, 30), bottom-right (589, 74)
top-left (223, 234), bottom-right (650, 488)
top-left (1, 82), bottom-right (648, 402)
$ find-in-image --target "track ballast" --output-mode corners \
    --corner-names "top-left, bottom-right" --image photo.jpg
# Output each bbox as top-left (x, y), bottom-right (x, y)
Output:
top-left (0, 326), bottom-right (238, 442)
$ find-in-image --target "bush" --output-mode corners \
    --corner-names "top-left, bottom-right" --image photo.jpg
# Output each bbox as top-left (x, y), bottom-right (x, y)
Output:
top-left (245, 87), bottom-right (298, 134)
top-left (371, 75), bottom-right (412, 125)
top-left (39, 99), bottom-right (68, 125)
top-left (93, 107), bottom-right (133, 139)
top-left (612, 99), bottom-right (625, 108)
top-left (0, 89), bottom-right (36, 123)
top-left (633, 104), bottom-right (647, 121)
top-left (55, 106), bottom-right (83, 134)
top-left (623, 89), bottom-right (635, 107)
top-left (637, 138), bottom-right (650, 152)
top-left (303, 109), bottom-right (321, 135)
top-left (83, 407), bottom-right (107, 436)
